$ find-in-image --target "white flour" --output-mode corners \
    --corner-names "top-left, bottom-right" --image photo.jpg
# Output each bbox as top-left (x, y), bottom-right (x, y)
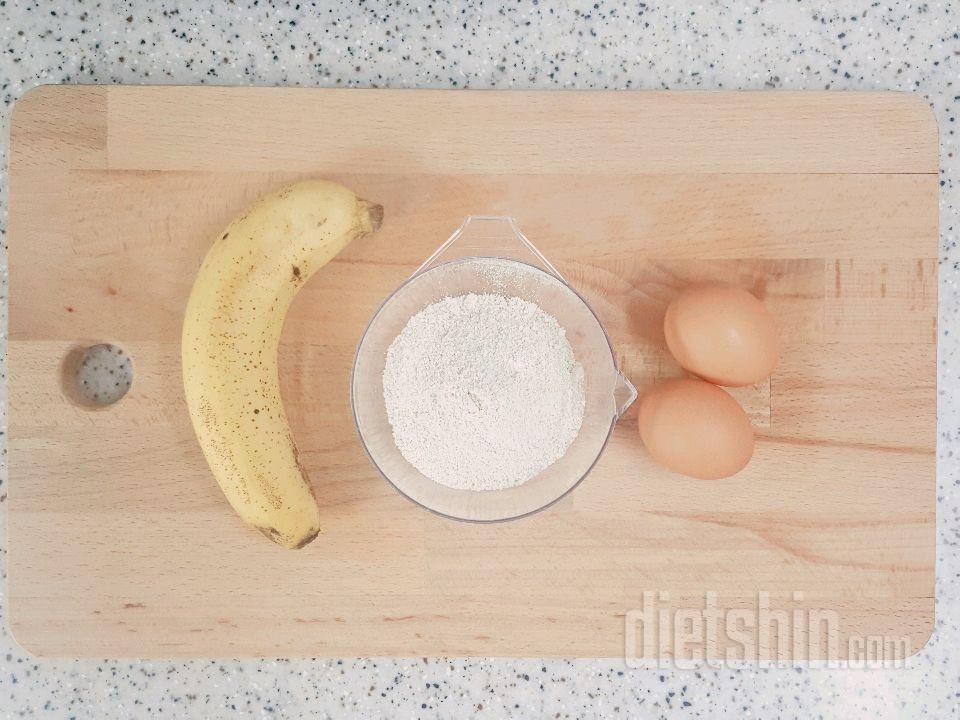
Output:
top-left (382, 293), bottom-right (585, 491)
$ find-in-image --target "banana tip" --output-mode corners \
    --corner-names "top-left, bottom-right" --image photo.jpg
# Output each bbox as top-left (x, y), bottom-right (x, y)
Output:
top-left (259, 525), bottom-right (320, 550)
top-left (362, 200), bottom-right (384, 232)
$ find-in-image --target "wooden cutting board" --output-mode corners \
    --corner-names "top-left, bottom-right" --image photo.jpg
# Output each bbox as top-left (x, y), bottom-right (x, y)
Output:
top-left (9, 86), bottom-right (937, 659)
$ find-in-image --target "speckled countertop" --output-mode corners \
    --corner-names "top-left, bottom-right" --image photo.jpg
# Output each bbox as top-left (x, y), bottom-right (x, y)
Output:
top-left (0, 1), bottom-right (957, 717)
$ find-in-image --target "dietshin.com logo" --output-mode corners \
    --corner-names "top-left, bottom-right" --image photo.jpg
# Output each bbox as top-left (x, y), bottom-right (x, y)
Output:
top-left (624, 591), bottom-right (912, 669)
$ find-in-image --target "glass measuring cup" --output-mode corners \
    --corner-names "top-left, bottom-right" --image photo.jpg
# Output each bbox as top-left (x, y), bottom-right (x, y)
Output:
top-left (350, 216), bottom-right (637, 522)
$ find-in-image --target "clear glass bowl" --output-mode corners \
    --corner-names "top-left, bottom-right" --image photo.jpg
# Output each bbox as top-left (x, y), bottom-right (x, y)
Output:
top-left (350, 216), bottom-right (637, 522)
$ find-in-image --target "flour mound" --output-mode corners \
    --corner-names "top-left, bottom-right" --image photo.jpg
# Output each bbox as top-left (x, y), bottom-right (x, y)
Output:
top-left (382, 293), bottom-right (585, 491)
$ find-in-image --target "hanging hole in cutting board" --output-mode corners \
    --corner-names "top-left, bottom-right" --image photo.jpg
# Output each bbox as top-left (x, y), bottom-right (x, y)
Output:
top-left (62, 343), bottom-right (133, 408)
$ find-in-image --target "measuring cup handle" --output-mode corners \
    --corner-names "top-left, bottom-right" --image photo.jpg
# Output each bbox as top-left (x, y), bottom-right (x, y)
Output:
top-left (413, 216), bottom-right (566, 282)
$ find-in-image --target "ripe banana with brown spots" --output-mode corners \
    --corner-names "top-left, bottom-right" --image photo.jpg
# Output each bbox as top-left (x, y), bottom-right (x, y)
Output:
top-left (182, 180), bottom-right (383, 548)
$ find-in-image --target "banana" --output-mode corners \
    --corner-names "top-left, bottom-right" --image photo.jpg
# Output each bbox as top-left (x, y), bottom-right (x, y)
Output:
top-left (182, 180), bottom-right (383, 549)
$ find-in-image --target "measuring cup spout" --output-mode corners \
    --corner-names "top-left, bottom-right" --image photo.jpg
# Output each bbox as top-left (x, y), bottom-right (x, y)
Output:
top-left (614, 372), bottom-right (638, 420)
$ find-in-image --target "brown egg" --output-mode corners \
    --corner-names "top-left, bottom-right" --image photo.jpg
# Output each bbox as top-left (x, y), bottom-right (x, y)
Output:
top-left (664, 282), bottom-right (778, 387)
top-left (638, 377), bottom-right (754, 480)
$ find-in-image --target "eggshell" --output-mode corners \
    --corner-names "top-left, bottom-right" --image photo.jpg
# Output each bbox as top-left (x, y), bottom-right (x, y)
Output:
top-left (638, 377), bottom-right (755, 480)
top-left (664, 283), bottom-right (778, 387)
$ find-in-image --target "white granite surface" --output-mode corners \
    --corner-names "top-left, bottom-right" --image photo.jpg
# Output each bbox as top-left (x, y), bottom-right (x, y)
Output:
top-left (0, 1), bottom-right (958, 717)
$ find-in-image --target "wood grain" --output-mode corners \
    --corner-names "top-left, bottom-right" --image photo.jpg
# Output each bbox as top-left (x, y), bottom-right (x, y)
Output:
top-left (8, 86), bottom-right (937, 659)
